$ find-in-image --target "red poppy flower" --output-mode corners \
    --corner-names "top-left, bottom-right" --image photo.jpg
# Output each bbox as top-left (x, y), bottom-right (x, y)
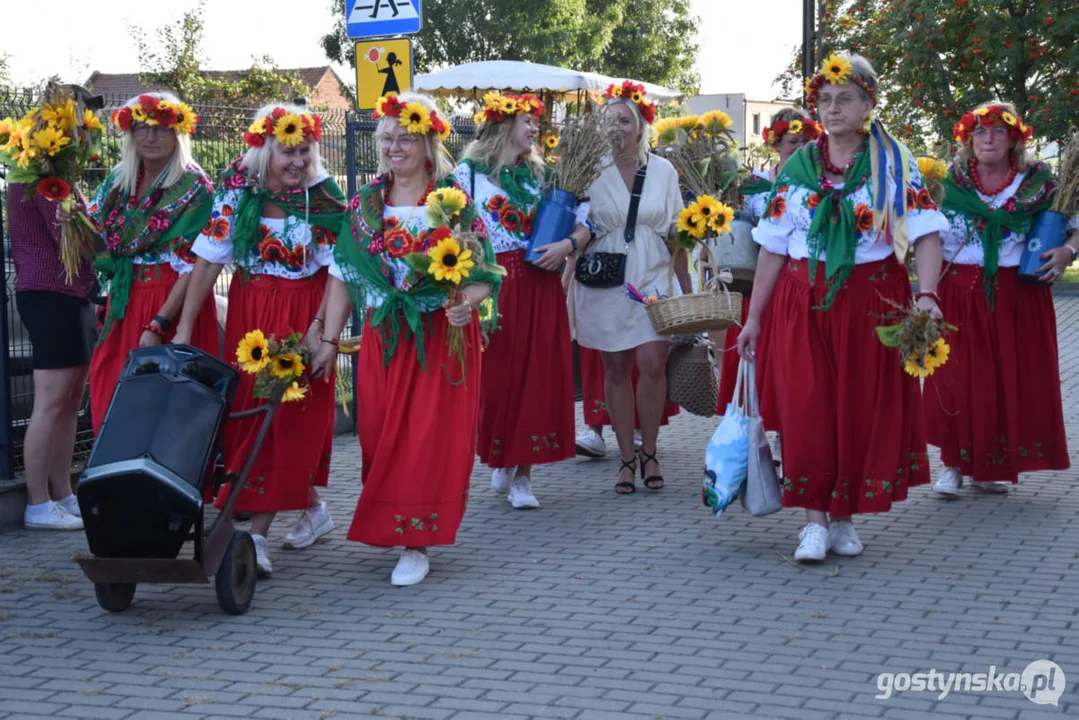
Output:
top-left (521, 211), bottom-right (535, 236)
top-left (221, 204), bottom-right (234, 216)
top-left (854, 204), bottom-right (874, 233)
top-left (806, 193), bottom-right (821, 210)
top-left (174, 244), bottom-right (197, 264)
top-left (766, 196), bottom-right (787, 220)
top-left (244, 131), bottom-right (265, 147)
top-left (37, 177), bottom-right (71, 202)
top-left (384, 227), bottom-right (414, 258)
top-left (420, 226), bottom-right (451, 251)
top-left (917, 188), bottom-right (937, 210)
top-left (258, 236), bottom-right (288, 263)
top-left (487, 195), bottom-right (507, 213)
top-left (210, 218), bottom-right (230, 240)
top-left (384, 216), bottom-right (401, 230)
top-left (312, 226), bottom-right (335, 246)
top-left (499, 204), bottom-right (522, 232)
top-left (906, 188), bottom-right (918, 211)
top-left (271, 107), bottom-right (288, 120)
top-left (156, 107), bottom-right (179, 127)
top-left (287, 246), bottom-right (307, 268)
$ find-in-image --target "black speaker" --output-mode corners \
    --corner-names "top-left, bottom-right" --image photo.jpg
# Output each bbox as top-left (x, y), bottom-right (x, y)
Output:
top-left (78, 346), bottom-right (239, 559)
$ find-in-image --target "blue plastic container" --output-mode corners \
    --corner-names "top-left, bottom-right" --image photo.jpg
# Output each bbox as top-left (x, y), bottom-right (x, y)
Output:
top-left (1019, 210), bottom-right (1069, 283)
top-left (525, 188), bottom-right (579, 267)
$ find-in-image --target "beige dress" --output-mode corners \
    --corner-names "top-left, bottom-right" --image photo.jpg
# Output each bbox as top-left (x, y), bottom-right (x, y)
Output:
top-left (573, 155), bottom-right (683, 352)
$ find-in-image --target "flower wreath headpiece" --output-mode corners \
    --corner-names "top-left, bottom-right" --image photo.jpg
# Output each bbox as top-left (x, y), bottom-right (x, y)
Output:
top-left (373, 94), bottom-right (451, 142)
top-left (804, 53), bottom-right (877, 114)
top-left (762, 117), bottom-right (822, 146)
top-left (604, 80), bottom-right (657, 125)
top-left (473, 92), bottom-right (544, 127)
top-left (111, 95), bottom-right (198, 136)
top-left (952, 105), bottom-right (1034, 145)
top-left (243, 107), bottom-right (323, 148)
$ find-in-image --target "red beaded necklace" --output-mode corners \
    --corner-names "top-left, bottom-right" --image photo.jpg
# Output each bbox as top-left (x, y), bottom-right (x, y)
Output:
top-left (970, 156), bottom-right (1018, 197)
top-left (384, 173), bottom-right (436, 208)
top-left (818, 134), bottom-right (865, 177)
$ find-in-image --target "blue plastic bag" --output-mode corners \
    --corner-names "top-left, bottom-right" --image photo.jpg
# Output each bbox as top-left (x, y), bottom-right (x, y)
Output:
top-left (702, 359), bottom-right (750, 517)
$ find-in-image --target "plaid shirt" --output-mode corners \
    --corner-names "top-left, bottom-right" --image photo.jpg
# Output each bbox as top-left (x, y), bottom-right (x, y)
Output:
top-left (7, 183), bottom-right (96, 298)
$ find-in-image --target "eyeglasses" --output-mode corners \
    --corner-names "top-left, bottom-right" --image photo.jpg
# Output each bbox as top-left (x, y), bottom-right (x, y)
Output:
top-left (815, 93), bottom-right (858, 108)
top-left (380, 135), bottom-right (418, 149)
top-left (132, 123), bottom-right (172, 138)
top-left (973, 127), bottom-right (1009, 139)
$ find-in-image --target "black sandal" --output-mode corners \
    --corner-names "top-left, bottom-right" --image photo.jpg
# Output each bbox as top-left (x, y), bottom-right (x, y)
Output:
top-left (615, 458), bottom-right (637, 494)
top-left (639, 449), bottom-right (664, 491)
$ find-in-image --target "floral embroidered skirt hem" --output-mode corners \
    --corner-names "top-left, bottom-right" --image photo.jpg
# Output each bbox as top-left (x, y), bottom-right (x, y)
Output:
top-left (477, 250), bottom-right (575, 468)
top-left (716, 298), bottom-right (753, 414)
top-left (924, 265), bottom-right (1069, 482)
top-left (90, 263), bottom-right (219, 434)
top-left (214, 270), bottom-right (334, 514)
top-left (347, 311), bottom-right (481, 547)
top-left (759, 256), bottom-right (930, 515)
top-left (578, 345), bottom-right (679, 428)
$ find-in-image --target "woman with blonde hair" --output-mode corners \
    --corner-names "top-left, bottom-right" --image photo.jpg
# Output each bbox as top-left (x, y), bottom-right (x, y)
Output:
top-left (58, 92), bottom-right (217, 437)
top-left (310, 92), bottom-right (502, 586)
top-left (573, 82), bottom-right (687, 494)
top-left (172, 103), bottom-right (342, 576)
top-left (738, 53), bottom-right (948, 561)
top-left (925, 101), bottom-right (1071, 495)
top-left (452, 93), bottom-right (588, 509)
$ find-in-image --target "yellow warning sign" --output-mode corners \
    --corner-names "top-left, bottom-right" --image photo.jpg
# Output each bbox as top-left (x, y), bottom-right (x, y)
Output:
top-left (355, 39), bottom-right (413, 110)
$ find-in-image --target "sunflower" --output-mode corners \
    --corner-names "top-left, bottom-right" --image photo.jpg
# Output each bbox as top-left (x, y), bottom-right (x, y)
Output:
top-left (903, 353), bottom-right (932, 379)
top-left (788, 119), bottom-right (804, 135)
top-left (42, 99), bottom-right (76, 131)
top-left (174, 105), bottom-right (197, 135)
top-left (821, 53), bottom-right (853, 84)
top-left (916, 157), bottom-right (947, 181)
top-left (236, 330), bottom-right (271, 373)
top-left (82, 109), bottom-right (103, 132)
top-left (426, 187), bottom-right (468, 221)
top-left (924, 338), bottom-right (951, 369)
top-left (15, 143), bottom-right (37, 169)
top-left (707, 202), bottom-right (735, 236)
top-left (427, 237), bottom-right (475, 285)
top-left (1000, 111), bottom-right (1017, 126)
top-left (32, 126), bottom-right (70, 156)
top-left (130, 105), bottom-right (148, 124)
top-left (273, 114), bottom-right (305, 146)
top-left (973, 107), bottom-right (991, 117)
top-left (544, 134), bottom-right (559, 150)
top-left (482, 91), bottom-right (502, 110)
top-left (689, 196), bottom-right (722, 227)
top-left (0, 117), bottom-right (14, 140)
top-left (677, 206), bottom-right (706, 239)
top-left (282, 381), bottom-right (308, 403)
top-left (630, 90), bottom-right (644, 104)
top-left (699, 110), bottom-right (734, 132)
top-left (399, 102), bottom-right (432, 134)
top-left (608, 84), bottom-right (623, 98)
top-left (270, 352), bottom-right (305, 380)
top-left (498, 98), bottom-right (519, 116)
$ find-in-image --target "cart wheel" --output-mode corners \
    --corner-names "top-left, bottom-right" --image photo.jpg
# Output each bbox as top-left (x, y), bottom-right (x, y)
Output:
top-left (94, 583), bottom-right (136, 612)
top-left (215, 530), bottom-right (256, 615)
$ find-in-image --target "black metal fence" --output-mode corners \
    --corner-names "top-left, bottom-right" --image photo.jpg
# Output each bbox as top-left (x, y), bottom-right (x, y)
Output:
top-left (0, 87), bottom-right (477, 479)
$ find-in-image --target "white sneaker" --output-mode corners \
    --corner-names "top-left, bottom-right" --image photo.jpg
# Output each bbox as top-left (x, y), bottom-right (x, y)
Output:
top-left (491, 467), bottom-right (515, 494)
top-left (283, 502), bottom-right (334, 549)
top-left (24, 501), bottom-right (83, 531)
top-left (793, 523), bottom-right (829, 562)
top-left (971, 481), bottom-right (1010, 494)
top-left (55, 494), bottom-right (82, 518)
top-left (507, 476), bottom-right (539, 509)
top-left (633, 430), bottom-right (643, 449)
top-left (391, 549), bottom-right (430, 586)
top-left (829, 520), bottom-right (864, 557)
top-left (933, 467), bottom-right (962, 496)
top-left (575, 429), bottom-right (607, 458)
top-left (252, 534), bottom-right (273, 577)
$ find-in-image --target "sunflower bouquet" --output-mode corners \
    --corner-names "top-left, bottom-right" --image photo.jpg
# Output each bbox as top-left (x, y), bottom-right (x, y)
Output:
top-left (0, 82), bottom-right (105, 282)
top-left (875, 298), bottom-right (956, 379)
top-left (235, 329), bottom-right (312, 403)
top-left (917, 156), bottom-right (948, 207)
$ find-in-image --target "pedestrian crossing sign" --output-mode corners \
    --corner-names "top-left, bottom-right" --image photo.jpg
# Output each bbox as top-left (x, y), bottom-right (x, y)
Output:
top-left (346, 0), bottom-right (423, 39)
top-left (354, 39), bottom-right (414, 111)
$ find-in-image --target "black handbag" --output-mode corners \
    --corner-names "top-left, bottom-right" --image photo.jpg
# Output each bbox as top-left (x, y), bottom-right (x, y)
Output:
top-left (575, 163), bottom-right (648, 289)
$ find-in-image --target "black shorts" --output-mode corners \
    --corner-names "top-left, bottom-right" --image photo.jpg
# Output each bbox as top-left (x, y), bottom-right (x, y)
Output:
top-left (14, 291), bottom-right (97, 370)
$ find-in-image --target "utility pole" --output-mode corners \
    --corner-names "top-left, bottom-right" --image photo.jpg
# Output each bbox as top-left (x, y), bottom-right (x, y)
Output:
top-left (802, 0), bottom-right (817, 105)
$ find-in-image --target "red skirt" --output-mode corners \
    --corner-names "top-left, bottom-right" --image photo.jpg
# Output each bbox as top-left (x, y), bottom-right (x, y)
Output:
top-left (923, 265), bottom-right (1069, 482)
top-left (578, 345), bottom-right (679, 427)
top-left (759, 256), bottom-right (929, 515)
top-left (214, 270), bottom-right (335, 514)
top-left (348, 311), bottom-right (481, 547)
top-left (90, 264), bottom-right (218, 435)
top-left (477, 250), bottom-right (575, 468)
top-left (716, 298), bottom-right (753, 413)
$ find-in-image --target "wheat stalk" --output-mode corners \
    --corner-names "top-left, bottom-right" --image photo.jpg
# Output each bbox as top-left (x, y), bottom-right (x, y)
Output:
top-left (1052, 130), bottom-right (1079, 216)
top-left (546, 108), bottom-right (612, 197)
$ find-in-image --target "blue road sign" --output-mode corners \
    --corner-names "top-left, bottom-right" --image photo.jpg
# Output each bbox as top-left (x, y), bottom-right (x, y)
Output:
top-left (346, 0), bottom-right (423, 39)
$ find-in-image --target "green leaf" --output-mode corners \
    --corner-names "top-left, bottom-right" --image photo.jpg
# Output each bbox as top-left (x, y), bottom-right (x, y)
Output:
top-left (401, 252), bottom-right (433, 274)
top-left (875, 324), bottom-right (902, 347)
top-left (696, 156), bottom-right (711, 178)
top-left (717, 169), bottom-right (739, 192)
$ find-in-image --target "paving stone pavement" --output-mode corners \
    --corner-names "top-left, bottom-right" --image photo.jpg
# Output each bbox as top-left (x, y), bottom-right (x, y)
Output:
top-left (2, 300), bottom-right (1078, 720)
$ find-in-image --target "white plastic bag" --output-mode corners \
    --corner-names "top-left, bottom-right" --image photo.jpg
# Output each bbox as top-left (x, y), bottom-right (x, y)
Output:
top-left (702, 359), bottom-right (751, 517)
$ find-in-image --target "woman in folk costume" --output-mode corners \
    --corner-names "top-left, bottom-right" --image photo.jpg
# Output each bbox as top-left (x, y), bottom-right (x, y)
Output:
top-left (310, 92), bottom-right (502, 587)
top-left (925, 102), bottom-right (1071, 496)
top-left (452, 93), bottom-right (588, 509)
top-left (573, 82), bottom-right (689, 493)
top-left (714, 108), bottom-right (821, 415)
top-left (57, 93), bottom-right (218, 435)
top-left (173, 104), bottom-right (341, 576)
top-left (737, 53), bottom-right (949, 562)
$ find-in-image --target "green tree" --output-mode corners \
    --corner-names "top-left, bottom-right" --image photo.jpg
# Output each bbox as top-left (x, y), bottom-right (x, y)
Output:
top-left (779, 0), bottom-right (1079, 148)
top-left (320, 0), bottom-right (699, 95)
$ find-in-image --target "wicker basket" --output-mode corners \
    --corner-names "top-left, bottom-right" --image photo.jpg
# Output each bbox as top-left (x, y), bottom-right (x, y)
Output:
top-left (666, 337), bottom-right (718, 417)
top-left (647, 291), bottom-right (742, 336)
